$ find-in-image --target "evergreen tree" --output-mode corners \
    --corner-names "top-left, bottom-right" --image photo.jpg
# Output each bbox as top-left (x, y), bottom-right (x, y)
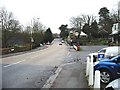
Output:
top-left (59, 24), bottom-right (69, 39)
top-left (82, 23), bottom-right (91, 36)
top-left (98, 7), bottom-right (113, 34)
top-left (90, 20), bottom-right (99, 38)
top-left (44, 28), bottom-right (53, 43)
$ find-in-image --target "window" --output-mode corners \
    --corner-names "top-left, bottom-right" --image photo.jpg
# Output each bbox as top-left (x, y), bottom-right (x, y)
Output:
top-left (98, 49), bottom-right (106, 53)
top-left (117, 57), bottom-right (120, 63)
top-left (114, 25), bottom-right (116, 30)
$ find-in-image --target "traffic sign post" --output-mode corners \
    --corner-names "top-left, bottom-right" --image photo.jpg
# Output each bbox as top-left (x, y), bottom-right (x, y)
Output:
top-left (98, 53), bottom-right (105, 60)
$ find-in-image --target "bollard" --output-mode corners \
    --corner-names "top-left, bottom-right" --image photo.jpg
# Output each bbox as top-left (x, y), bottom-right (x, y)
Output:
top-left (86, 57), bottom-right (90, 77)
top-left (90, 54), bottom-right (93, 63)
top-left (88, 62), bottom-right (94, 86)
top-left (94, 70), bottom-right (100, 89)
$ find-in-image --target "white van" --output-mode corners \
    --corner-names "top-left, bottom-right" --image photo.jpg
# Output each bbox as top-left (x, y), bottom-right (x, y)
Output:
top-left (89, 46), bottom-right (120, 62)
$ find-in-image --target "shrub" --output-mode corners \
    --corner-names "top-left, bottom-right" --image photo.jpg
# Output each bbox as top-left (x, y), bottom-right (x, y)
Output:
top-left (1, 48), bottom-right (11, 55)
top-left (13, 44), bottom-right (31, 52)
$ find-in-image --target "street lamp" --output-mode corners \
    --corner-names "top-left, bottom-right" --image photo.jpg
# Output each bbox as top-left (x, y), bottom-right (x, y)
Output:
top-left (75, 31), bottom-right (79, 43)
top-left (30, 28), bottom-right (34, 49)
top-left (75, 31), bottom-right (79, 37)
top-left (75, 31), bottom-right (80, 51)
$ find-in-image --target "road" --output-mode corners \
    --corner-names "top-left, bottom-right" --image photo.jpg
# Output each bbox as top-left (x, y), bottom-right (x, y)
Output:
top-left (2, 39), bottom-right (69, 88)
top-left (2, 38), bottom-right (107, 89)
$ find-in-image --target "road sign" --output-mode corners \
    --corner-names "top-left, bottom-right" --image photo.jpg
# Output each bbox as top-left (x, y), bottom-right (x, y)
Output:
top-left (98, 53), bottom-right (105, 59)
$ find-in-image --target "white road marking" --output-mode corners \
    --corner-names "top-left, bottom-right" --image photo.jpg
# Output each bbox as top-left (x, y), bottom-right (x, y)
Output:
top-left (3, 60), bottom-right (26, 68)
top-left (42, 67), bottom-right (62, 88)
top-left (30, 55), bottom-right (39, 59)
top-left (42, 62), bottom-right (77, 88)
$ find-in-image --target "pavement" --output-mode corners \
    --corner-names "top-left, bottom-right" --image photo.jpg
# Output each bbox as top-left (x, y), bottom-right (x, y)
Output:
top-left (51, 62), bottom-right (89, 88)
top-left (1, 45), bottom-right (48, 58)
top-left (43, 61), bottom-right (89, 89)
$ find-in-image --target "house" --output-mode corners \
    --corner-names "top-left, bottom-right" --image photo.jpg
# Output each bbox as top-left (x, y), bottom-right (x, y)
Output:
top-left (68, 28), bottom-right (87, 37)
top-left (67, 28), bottom-right (88, 45)
top-left (110, 23), bottom-right (120, 44)
top-left (80, 31), bottom-right (88, 37)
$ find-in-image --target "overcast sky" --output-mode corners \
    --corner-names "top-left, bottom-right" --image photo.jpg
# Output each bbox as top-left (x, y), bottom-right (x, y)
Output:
top-left (0, 0), bottom-right (120, 33)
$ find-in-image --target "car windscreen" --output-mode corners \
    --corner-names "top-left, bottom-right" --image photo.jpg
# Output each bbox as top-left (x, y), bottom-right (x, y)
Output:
top-left (98, 48), bottom-right (106, 53)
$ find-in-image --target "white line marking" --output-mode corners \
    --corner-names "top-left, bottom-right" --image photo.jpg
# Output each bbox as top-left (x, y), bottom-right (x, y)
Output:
top-left (3, 60), bottom-right (26, 68)
top-left (42, 62), bottom-right (77, 88)
top-left (30, 55), bottom-right (39, 59)
top-left (42, 67), bottom-right (62, 88)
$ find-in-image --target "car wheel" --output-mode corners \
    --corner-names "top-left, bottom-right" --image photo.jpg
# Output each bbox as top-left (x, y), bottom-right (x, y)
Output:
top-left (100, 69), bottom-right (112, 84)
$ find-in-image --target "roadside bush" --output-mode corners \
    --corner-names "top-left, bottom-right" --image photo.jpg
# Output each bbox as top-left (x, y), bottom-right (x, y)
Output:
top-left (1, 44), bottom-right (31, 55)
top-left (79, 38), bottom-right (108, 45)
top-left (97, 38), bottom-right (107, 45)
top-left (1, 48), bottom-right (11, 55)
top-left (13, 44), bottom-right (31, 52)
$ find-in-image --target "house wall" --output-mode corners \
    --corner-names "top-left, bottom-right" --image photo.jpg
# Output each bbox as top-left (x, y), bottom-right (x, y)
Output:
top-left (118, 1), bottom-right (120, 18)
top-left (112, 23), bottom-right (118, 32)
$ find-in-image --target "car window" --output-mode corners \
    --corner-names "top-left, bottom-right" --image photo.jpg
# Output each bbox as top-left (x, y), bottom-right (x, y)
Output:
top-left (98, 49), bottom-right (106, 53)
top-left (111, 56), bottom-right (120, 62)
top-left (117, 57), bottom-right (120, 63)
top-left (111, 55), bottom-right (117, 60)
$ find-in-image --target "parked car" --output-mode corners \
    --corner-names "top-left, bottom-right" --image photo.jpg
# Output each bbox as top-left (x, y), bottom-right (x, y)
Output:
top-left (89, 46), bottom-right (119, 62)
top-left (94, 55), bottom-right (120, 84)
top-left (59, 42), bottom-right (62, 45)
top-left (105, 78), bottom-right (120, 90)
top-left (46, 42), bottom-right (51, 45)
top-left (61, 40), bottom-right (64, 43)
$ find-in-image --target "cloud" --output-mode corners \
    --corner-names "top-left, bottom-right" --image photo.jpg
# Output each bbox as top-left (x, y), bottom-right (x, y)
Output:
top-left (1, 0), bottom-right (119, 33)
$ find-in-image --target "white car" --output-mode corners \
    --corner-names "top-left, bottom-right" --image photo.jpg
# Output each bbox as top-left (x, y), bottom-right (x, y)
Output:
top-left (61, 40), bottom-right (64, 43)
top-left (89, 46), bottom-right (120, 62)
top-left (105, 78), bottom-right (120, 90)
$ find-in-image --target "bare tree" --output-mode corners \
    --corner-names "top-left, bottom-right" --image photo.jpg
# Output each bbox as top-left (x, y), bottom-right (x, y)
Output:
top-left (70, 14), bottom-right (96, 30)
top-left (81, 14), bottom-right (96, 26)
top-left (70, 16), bottom-right (83, 30)
top-left (27, 18), bottom-right (47, 46)
top-left (30, 18), bottom-right (46, 33)
top-left (0, 8), bottom-right (21, 47)
top-left (110, 9), bottom-right (119, 23)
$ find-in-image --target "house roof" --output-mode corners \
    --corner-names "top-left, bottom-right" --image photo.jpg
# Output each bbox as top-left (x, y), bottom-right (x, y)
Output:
top-left (80, 31), bottom-right (87, 36)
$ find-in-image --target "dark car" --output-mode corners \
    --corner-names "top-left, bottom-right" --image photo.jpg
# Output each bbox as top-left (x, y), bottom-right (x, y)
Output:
top-left (59, 42), bottom-right (62, 45)
top-left (94, 55), bottom-right (120, 84)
